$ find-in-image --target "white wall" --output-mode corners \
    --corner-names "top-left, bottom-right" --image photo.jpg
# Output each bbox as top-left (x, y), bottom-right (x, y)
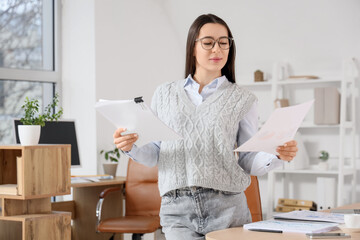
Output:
top-left (62, 0), bottom-right (97, 176)
top-left (62, 0), bottom-right (360, 218)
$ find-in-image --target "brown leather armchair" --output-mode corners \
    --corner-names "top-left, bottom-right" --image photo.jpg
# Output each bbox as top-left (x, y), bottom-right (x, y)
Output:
top-left (96, 159), bottom-right (161, 240)
top-left (96, 158), bottom-right (262, 240)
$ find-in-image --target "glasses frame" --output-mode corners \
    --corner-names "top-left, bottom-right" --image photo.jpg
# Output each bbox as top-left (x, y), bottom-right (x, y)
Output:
top-left (195, 36), bottom-right (233, 50)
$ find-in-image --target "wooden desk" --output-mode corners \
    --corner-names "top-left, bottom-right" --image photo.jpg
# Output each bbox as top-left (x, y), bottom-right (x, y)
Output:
top-left (52, 176), bottom-right (126, 240)
top-left (206, 203), bottom-right (360, 240)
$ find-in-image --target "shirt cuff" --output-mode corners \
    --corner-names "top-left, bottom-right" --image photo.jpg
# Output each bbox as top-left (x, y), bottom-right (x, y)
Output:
top-left (122, 144), bottom-right (137, 159)
top-left (250, 152), bottom-right (283, 175)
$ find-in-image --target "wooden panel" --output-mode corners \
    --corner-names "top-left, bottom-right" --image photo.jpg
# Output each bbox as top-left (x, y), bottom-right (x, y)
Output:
top-left (0, 220), bottom-right (22, 239)
top-left (23, 146), bottom-right (71, 198)
top-left (0, 149), bottom-right (21, 184)
top-left (3, 198), bottom-right (51, 216)
top-left (51, 200), bottom-right (76, 219)
top-left (73, 184), bottom-right (123, 240)
top-left (24, 213), bottom-right (71, 240)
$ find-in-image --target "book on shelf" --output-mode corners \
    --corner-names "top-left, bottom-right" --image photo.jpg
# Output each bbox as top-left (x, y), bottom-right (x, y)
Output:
top-left (0, 184), bottom-right (18, 195)
top-left (276, 205), bottom-right (314, 212)
top-left (314, 87), bottom-right (340, 125)
top-left (278, 198), bottom-right (317, 209)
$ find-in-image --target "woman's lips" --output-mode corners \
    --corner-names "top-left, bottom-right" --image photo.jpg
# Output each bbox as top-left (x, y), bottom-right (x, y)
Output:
top-left (210, 57), bottom-right (222, 62)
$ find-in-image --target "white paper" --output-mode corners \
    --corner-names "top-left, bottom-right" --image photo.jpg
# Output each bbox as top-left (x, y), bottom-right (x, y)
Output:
top-left (273, 210), bottom-right (345, 224)
top-left (235, 100), bottom-right (314, 155)
top-left (95, 99), bottom-right (182, 147)
top-left (244, 219), bottom-right (339, 233)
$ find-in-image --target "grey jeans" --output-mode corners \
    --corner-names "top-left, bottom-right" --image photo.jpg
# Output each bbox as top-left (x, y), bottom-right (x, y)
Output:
top-left (159, 186), bottom-right (252, 240)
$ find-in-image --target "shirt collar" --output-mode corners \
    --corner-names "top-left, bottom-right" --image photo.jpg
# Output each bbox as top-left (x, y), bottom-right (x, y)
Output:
top-left (184, 74), bottom-right (227, 89)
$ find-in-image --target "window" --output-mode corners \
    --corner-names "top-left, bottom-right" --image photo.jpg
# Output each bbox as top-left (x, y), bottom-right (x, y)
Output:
top-left (0, 0), bottom-right (61, 144)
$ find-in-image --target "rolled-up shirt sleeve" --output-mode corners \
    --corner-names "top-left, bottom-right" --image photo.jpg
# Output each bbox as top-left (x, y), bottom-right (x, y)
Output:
top-left (237, 102), bottom-right (283, 176)
top-left (124, 141), bottom-right (160, 167)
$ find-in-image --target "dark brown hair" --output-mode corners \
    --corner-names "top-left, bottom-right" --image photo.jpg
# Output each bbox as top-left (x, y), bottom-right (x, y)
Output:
top-left (185, 14), bottom-right (236, 83)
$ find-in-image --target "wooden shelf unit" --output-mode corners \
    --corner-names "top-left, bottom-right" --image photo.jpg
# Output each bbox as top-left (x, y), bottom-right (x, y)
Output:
top-left (0, 145), bottom-right (71, 240)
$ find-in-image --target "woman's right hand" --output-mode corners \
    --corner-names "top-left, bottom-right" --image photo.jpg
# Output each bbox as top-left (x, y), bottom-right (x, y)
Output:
top-left (113, 128), bottom-right (139, 152)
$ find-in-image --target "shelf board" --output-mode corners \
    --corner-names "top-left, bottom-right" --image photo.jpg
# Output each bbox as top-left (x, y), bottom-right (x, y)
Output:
top-left (239, 82), bottom-right (272, 87)
top-left (239, 78), bottom-right (342, 87)
top-left (0, 211), bottom-right (71, 222)
top-left (277, 78), bottom-right (341, 85)
top-left (273, 168), bottom-right (355, 175)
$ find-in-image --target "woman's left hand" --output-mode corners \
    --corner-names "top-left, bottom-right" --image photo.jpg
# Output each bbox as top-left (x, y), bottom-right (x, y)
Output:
top-left (276, 140), bottom-right (298, 162)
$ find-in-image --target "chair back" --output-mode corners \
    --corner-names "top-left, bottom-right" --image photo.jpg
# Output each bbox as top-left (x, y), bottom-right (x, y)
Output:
top-left (125, 159), bottom-right (262, 221)
top-left (244, 176), bottom-right (263, 222)
top-left (125, 159), bottom-right (161, 216)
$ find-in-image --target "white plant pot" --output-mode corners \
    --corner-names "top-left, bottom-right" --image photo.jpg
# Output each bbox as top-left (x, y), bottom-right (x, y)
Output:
top-left (18, 125), bottom-right (41, 145)
top-left (103, 162), bottom-right (118, 177)
top-left (317, 161), bottom-right (329, 171)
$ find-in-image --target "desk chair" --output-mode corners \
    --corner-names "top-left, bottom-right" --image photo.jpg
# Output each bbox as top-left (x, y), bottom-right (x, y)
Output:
top-left (96, 158), bottom-right (161, 240)
top-left (245, 176), bottom-right (263, 222)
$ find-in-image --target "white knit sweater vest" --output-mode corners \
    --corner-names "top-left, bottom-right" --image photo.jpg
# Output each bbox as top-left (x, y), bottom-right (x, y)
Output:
top-left (151, 79), bottom-right (257, 196)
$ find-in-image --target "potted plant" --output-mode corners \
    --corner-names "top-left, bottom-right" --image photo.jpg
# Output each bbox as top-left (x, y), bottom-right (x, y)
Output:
top-left (100, 147), bottom-right (121, 177)
top-left (19, 93), bottom-right (63, 145)
top-left (318, 150), bottom-right (329, 170)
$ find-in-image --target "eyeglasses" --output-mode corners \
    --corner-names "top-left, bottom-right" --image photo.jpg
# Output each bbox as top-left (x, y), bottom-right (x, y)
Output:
top-left (195, 37), bottom-right (233, 50)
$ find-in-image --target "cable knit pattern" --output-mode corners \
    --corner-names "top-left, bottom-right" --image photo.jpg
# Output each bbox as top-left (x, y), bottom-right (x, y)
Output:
top-left (151, 79), bottom-right (257, 196)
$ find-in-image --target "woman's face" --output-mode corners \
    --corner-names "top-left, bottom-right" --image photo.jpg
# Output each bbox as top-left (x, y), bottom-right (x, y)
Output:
top-left (194, 23), bottom-right (230, 76)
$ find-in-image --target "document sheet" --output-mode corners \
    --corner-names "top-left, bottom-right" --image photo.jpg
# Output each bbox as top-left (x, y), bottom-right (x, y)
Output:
top-left (244, 219), bottom-right (339, 233)
top-left (95, 99), bottom-right (182, 146)
top-left (235, 100), bottom-right (314, 155)
top-left (273, 210), bottom-right (345, 224)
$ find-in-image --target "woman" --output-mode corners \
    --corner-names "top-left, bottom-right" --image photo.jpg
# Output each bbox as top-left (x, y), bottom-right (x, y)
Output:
top-left (114, 14), bottom-right (298, 240)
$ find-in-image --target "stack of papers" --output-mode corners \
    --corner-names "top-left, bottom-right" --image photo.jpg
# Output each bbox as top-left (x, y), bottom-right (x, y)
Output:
top-left (95, 99), bottom-right (182, 146)
top-left (244, 210), bottom-right (344, 234)
top-left (244, 219), bottom-right (339, 233)
top-left (71, 175), bottom-right (114, 184)
top-left (273, 210), bottom-right (344, 224)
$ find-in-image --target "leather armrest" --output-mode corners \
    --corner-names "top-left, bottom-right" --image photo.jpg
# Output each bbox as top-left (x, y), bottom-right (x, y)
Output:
top-left (99, 187), bottom-right (122, 199)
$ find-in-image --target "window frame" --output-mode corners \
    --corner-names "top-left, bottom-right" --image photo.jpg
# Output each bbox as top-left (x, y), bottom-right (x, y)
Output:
top-left (0, 0), bottom-right (62, 84)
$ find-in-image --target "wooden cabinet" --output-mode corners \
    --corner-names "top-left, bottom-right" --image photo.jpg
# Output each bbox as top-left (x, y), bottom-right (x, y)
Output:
top-left (0, 145), bottom-right (71, 240)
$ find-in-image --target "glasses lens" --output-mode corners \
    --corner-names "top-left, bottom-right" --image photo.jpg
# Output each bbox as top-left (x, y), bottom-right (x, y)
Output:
top-left (218, 37), bottom-right (231, 50)
top-left (200, 38), bottom-right (215, 50)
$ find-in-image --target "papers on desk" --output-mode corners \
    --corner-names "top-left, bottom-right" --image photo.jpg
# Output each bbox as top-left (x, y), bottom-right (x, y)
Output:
top-left (95, 98), bottom-right (182, 147)
top-left (244, 210), bottom-right (344, 234)
top-left (244, 219), bottom-right (339, 234)
top-left (273, 210), bottom-right (345, 224)
top-left (235, 100), bottom-right (314, 155)
top-left (71, 175), bottom-right (114, 184)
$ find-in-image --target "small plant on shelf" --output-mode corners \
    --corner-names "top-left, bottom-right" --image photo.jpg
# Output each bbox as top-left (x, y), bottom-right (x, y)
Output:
top-left (100, 147), bottom-right (121, 163)
top-left (100, 147), bottom-right (121, 177)
top-left (18, 93), bottom-right (63, 145)
top-left (318, 150), bottom-right (329, 171)
top-left (20, 93), bottom-right (63, 126)
top-left (319, 150), bottom-right (329, 162)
